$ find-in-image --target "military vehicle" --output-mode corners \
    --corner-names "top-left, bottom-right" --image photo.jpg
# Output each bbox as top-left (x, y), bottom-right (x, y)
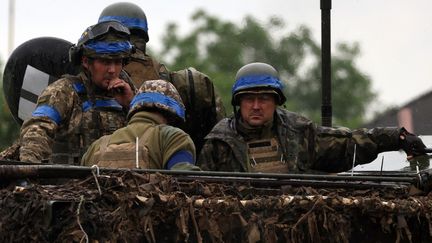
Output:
top-left (2, 1), bottom-right (432, 242)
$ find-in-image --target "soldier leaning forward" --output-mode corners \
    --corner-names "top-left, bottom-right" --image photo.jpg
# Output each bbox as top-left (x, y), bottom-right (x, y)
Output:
top-left (19, 20), bottom-right (136, 164)
top-left (81, 79), bottom-right (199, 171)
top-left (98, 2), bottom-right (226, 154)
top-left (197, 62), bottom-right (427, 173)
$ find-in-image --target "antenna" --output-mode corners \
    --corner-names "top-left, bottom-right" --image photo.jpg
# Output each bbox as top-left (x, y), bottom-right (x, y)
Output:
top-left (135, 137), bottom-right (139, 168)
top-left (321, 0), bottom-right (332, 127)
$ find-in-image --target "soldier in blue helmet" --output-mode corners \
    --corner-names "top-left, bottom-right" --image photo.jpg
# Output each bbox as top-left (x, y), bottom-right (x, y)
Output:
top-left (197, 62), bottom-right (427, 173)
top-left (82, 79), bottom-right (199, 171)
top-left (19, 20), bottom-right (135, 164)
top-left (98, 2), bottom-right (226, 154)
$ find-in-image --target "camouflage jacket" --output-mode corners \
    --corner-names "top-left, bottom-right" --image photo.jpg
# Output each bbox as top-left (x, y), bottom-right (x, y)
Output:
top-left (124, 51), bottom-right (226, 154)
top-left (197, 108), bottom-right (402, 173)
top-left (81, 111), bottom-right (199, 171)
top-left (19, 71), bottom-right (129, 164)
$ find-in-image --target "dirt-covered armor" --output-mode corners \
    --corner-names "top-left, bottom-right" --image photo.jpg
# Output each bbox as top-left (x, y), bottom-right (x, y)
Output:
top-left (82, 80), bottom-right (199, 170)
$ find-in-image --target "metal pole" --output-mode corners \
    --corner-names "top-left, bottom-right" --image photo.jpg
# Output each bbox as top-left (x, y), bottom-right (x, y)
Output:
top-left (321, 0), bottom-right (332, 127)
top-left (0, 164), bottom-right (419, 183)
top-left (8, 0), bottom-right (16, 56)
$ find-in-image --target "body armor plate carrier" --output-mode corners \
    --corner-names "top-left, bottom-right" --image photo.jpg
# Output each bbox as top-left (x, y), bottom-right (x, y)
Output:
top-left (247, 138), bottom-right (289, 173)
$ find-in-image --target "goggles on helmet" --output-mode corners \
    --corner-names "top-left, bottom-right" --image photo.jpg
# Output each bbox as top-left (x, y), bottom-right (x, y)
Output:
top-left (83, 41), bottom-right (132, 56)
top-left (79, 21), bottom-right (130, 45)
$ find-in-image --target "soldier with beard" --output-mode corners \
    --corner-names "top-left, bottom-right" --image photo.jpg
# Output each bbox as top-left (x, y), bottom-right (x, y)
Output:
top-left (19, 20), bottom-right (135, 164)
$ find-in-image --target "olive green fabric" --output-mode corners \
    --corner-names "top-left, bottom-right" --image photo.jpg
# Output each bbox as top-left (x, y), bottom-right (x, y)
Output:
top-left (82, 111), bottom-right (198, 171)
top-left (197, 108), bottom-right (401, 173)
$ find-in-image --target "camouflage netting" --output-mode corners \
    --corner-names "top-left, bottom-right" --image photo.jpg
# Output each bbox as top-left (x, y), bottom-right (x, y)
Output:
top-left (1, 171), bottom-right (432, 242)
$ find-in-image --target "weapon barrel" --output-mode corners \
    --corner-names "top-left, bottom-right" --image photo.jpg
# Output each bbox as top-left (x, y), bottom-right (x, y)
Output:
top-left (0, 163), bottom-right (417, 184)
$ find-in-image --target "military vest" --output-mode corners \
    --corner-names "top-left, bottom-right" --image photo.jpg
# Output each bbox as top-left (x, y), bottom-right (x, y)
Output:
top-left (92, 127), bottom-right (153, 169)
top-left (247, 138), bottom-right (289, 173)
top-left (50, 75), bottom-right (127, 164)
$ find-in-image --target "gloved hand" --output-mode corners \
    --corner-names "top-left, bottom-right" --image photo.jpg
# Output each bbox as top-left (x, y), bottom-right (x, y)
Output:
top-left (399, 128), bottom-right (427, 158)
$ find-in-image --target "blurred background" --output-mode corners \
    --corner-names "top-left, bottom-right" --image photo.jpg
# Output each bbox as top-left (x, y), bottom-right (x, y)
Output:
top-left (1, 0), bottom-right (432, 151)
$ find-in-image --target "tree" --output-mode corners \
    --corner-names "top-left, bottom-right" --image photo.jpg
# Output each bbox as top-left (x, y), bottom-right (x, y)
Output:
top-left (0, 58), bottom-right (20, 150)
top-left (156, 10), bottom-right (375, 127)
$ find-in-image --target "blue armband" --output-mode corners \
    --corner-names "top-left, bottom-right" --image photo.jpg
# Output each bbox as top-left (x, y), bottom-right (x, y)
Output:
top-left (31, 105), bottom-right (62, 125)
top-left (166, 150), bottom-right (194, 170)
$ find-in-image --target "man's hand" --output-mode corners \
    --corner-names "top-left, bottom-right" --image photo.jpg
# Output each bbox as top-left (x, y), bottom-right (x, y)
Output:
top-left (399, 128), bottom-right (427, 159)
top-left (108, 78), bottom-right (135, 109)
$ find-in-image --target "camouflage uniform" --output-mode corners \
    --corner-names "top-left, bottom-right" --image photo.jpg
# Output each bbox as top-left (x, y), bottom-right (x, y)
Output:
top-left (19, 71), bottom-right (130, 164)
top-left (18, 20), bottom-right (136, 164)
top-left (81, 79), bottom-right (199, 170)
top-left (197, 108), bottom-right (401, 173)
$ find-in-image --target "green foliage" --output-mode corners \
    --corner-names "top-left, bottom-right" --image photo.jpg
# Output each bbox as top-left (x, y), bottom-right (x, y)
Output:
top-left (157, 10), bottom-right (375, 127)
top-left (0, 58), bottom-right (20, 150)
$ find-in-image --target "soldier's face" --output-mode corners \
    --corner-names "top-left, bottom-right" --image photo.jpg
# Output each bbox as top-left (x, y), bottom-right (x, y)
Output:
top-left (239, 93), bottom-right (276, 127)
top-left (82, 57), bottom-right (123, 89)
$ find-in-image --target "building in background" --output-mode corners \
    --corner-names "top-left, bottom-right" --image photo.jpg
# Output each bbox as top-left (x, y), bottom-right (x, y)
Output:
top-left (364, 90), bottom-right (432, 135)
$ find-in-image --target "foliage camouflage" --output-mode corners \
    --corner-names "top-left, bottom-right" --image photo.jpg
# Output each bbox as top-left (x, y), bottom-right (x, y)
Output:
top-left (0, 171), bottom-right (431, 242)
top-left (157, 10), bottom-right (376, 127)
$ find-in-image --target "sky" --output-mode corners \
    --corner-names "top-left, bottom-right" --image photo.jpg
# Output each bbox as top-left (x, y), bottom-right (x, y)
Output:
top-left (1, 0), bottom-right (431, 112)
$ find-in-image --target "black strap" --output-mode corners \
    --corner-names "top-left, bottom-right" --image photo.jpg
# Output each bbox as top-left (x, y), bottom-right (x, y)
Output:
top-left (187, 69), bottom-right (196, 113)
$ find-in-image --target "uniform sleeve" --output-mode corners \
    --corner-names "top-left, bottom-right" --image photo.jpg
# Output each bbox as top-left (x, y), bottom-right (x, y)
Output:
top-left (19, 80), bottom-right (76, 163)
top-left (159, 126), bottom-right (198, 170)
top-left (197, 139), bottom-right (234, 171)
top-left (197, 140), bottom-right (218, 171)
top-left (309, 125), bottom-right (401, 172)
top-left (80, 140), bottom-right (101, 166)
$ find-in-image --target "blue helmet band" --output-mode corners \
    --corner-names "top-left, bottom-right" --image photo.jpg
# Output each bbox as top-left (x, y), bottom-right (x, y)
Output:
top-left (232, 74), bottom-right (283, 94)
top-left (99, 16), bottom-right (148, 32)
top-left (84, 40), bottom-right (132, 55)
top-left (130, 92), bottom-right (185, 120)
